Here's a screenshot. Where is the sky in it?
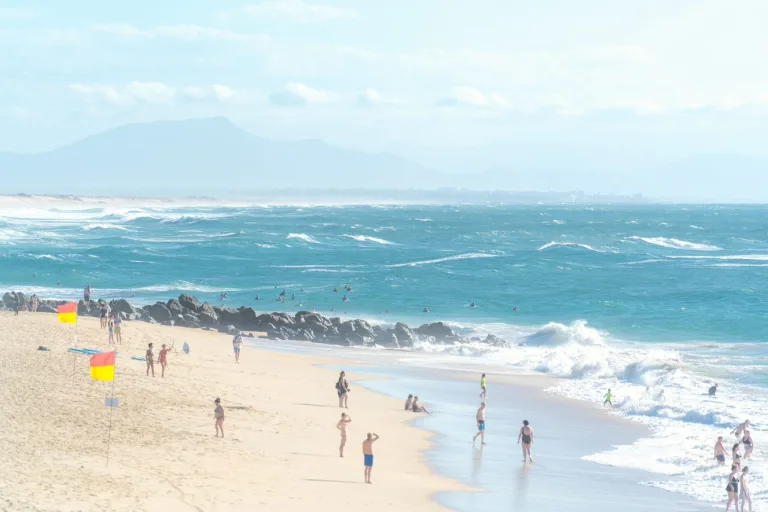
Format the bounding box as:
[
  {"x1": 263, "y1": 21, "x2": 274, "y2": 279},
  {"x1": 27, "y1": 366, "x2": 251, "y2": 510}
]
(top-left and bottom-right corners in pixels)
[{"x1": 2, "y1": 0, "x2": 768, "y2": 173}]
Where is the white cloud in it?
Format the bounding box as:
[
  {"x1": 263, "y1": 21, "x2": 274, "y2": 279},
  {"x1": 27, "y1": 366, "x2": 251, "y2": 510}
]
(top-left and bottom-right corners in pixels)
[
  {"x1": 92, "y1": 24, "x2": 270, "y2": 44},
  {"x1": 69, "y1": 82, "x2": 240, "y2": 106},
  {"x1": 437, "y1": 87, "x2": 508, "y2": 108},
  {"x1": 269, "y1": 82, "x2": 336, "y2": 106},
  {"x1": 244, "y1": 0, "x2": 358, "y2": 23}
]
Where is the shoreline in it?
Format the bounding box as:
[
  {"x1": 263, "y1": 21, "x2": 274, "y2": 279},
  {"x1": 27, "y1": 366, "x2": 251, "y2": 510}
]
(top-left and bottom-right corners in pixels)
[{"x1": 0, "y1": 312, "x2": 467, "y2": 511}]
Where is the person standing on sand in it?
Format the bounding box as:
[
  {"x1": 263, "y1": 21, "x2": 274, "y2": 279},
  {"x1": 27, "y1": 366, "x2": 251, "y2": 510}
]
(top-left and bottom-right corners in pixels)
[
  {"x1": 725, "y1": 464, "x2": 740, "y2": 512},
  {"x1": 518, "y1": 420, "x2": 534, "y2": 463},
  {"x1": 30, "y1": 295, "x2": 38, "y2": 313},
  {"x1": 108, "y1": 318, "x2": 115, "y2": 345},
  {"x1": 99, "y1": 303, "x2": 108, "y2": 328},
  {"x1": 337, "y1": 412, "x2": 352, "y2": 457},
  {"x1": 146, "y1": 343, "x2": 155, "y2": 377},
  {"x1": 362, "y1": 433, "x2": 379, "y2": 484},
  {"x1": 113, "y1": 312, "x2": 122, "y2": 344},
  {"x1": 232, "y1": 332, "x2": 243, "y2": 363},
  {"x1": 214, "y1": 398, "x2": 225, "y2": 438},
  {"x1": 715, "y1": 436, "x2": 727, "y2": 465},
  {"x1": 84, "y1": 285, "x2": 91, "y2": 302},
  {"x1": 336, "y1": 371, "x2": 350, "y2": 408},
  {"x1": 740, "y1": 466, "x2": 752, "y2": 512},
  {"x1": 603, "y1": 388, "x2": 614, "y2": 408},
  {"x1": 159, "y1": 344, "x2": 171, "y2": 378},
  {"x1": 473, "y1": 403, "x2": 487, "y2": 444},
  {"x1": 480, "y1": 373, "x2": 487, "y2": 399}
]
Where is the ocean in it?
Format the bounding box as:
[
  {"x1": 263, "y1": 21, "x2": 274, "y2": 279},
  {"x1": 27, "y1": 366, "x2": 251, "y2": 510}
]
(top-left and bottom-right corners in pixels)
[{"x1": 1, "y1": 198, "x2": 766, "y2": 507}]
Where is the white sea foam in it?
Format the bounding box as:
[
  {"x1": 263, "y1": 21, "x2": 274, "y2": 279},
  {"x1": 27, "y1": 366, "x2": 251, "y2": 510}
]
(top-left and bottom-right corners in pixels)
[
  {"x1": 629, "y1": 236, "x2": 722, "y2": 251},
  {"x1": 255, "y1": 243, "x2": 277, "y2": 249},
  {"x1": 286, "y1": 233, "x2": 321, "y2": 244},
  {"x1": 342, "y1": 234, "x2": 396, "y2": 245},
  {"x1": 669, "y1": 254, "x2": 768, "y2": 261},
  {"x1": 690, "y1": 225, "x2": 705, "y2": 230},
  {"x1": 386, "y1": 252, "x2": 501, "y2": 268},
  {"x1": 537, "y1": 241, "x2": 603, "y2": 252},
  {"x1": 82, "y1": 224, "x2": 132, "y2": 231}
]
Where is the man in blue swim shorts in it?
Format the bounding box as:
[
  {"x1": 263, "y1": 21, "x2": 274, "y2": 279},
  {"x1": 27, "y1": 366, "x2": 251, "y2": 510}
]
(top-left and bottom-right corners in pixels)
[{"x1": 362, "y1": 432, "x2": 380, "y2": 484}]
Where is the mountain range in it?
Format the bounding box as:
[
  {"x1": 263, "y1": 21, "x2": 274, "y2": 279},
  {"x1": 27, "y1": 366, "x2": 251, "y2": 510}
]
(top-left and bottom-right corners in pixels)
[{"x1": 1, "y1": 117, "x2": 766, "y2": 200}]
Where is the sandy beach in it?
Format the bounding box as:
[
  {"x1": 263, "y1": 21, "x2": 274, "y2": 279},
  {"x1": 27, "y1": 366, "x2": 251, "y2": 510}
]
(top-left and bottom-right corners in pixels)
[{"x1": 0, "y1": 312, "x2": 466, "y2": 511}]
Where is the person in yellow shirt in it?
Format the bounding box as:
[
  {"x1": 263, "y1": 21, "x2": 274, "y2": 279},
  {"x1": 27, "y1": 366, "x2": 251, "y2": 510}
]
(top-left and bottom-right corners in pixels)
[{"x1": 480, "y1": 373, "x2": 487, "y2": 398}]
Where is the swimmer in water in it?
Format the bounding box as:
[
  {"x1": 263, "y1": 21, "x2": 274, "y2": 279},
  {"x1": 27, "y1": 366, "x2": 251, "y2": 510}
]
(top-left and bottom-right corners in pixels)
[
  {"x1": 709, "y1": 383, "x2": 718, "y2": 396},
  {"x1": 342, "y1": 295, "x2": 349, "y2": 302},
  {"x1": 742, "y1": 431, "x2": 754, "y2": 459},
  {"x1": 470, "y1": 302, "x2": 476, "y2": 308},
  {"x1": 255, "y1": 295, "x2": 260, "y2": 300},
  {"x1": 513, "y1": 306, "x2": 519, "y2": 311},
  {"x1": 423, "y1": 308, "x2": 429, "y2": 313},
  {"x1": 733, "y1": 420, "x2": 751, "y2": 439},
  {"x1": 291, "y1": 293, "x2": 295, "y2": 300}
]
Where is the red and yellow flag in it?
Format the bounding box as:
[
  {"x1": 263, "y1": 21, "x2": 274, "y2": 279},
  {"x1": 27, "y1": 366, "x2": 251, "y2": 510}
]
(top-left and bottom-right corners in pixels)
[
  {"x1": 57, "y1": 302, "x2": 77, "y2": 324},
  {"x1": 90, "y1": 351, "x2": 116, "y2": 381}
]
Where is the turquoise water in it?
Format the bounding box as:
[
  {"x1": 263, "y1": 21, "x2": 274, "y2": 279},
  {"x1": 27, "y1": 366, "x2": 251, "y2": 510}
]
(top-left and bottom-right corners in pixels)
[{"x1": 2, "y1": 200, "x2": 768, "y2": 505}]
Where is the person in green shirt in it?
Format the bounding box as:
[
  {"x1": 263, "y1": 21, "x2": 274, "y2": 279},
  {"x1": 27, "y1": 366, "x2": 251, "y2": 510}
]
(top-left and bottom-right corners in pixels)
[
  {"x1": 480, "y1": 373, "x2": 487, "y2": 399},
  {"x1": 603, "y1": 389, "x2": 614, "y2": 408}
]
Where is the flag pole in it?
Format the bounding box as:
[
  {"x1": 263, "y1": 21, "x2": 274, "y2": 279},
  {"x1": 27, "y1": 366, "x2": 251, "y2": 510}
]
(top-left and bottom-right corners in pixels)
[
  {"x1": 72, "y1": 318, "x2": 78, "y2": 384},
  {"x1": 105, "y1": 351, "x2": 116, "y2": 468}
]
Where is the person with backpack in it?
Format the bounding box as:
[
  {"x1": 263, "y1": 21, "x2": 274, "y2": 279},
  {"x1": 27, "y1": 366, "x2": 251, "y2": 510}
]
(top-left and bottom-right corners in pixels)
[{"x1": 336, "y1": 371, "x2": 350, "y2": 408}]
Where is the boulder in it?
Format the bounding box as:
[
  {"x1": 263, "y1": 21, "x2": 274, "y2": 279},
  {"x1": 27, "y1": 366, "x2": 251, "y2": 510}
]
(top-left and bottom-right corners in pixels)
[
  {"x1": 146, "y1": 302, "x2": 172, "y2": 323},
  {"x1": 37, "y1": 302, "x2": 57, "y2": 314},
  {"x1": 198, "y1": 303, "x2": 219, "y2": 325},
  {"x1": 415, "y1": 322, "x2": 456, "y2": 341},
  {"x1": 166, "y1": 299, "x2": 184, "y2": 316},
  {"x1": 178, "y1": 294, "x2": 201, "y2": 312},
  {"x1": 296, "y1": 328, "x2": 316, "y2": 341},
  {"x1": 110, "y1": 299, "x2": 136, "y2": 316},
  {"x1": 393, "y1": 323, "x2": 416, "y2": 346},
  {"x1": 175, "y1": 318, "x2": 200, "y2": 329},
  {"x1": 214, "y1": 307, "x2": 242, "y2": 326}
]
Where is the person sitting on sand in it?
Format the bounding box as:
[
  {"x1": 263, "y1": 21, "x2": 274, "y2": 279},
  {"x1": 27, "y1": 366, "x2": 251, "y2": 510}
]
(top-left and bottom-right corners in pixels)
[
  {"x1": 473, "y1": 403, "x2": 487, "y2": 444},
  {"x1": 159, "y1": 344, "x2": 171, "y2": 378},
  {"x1": 337, "y1": 412, "x2": 352, "y2": 457},
  {"x1": 182, "y1": 342, "x2": 190, "y2": 355},
  {"x1": 336, "y1": 371, "x2": 350, "y2": 408},
  {"x1": 146, "y1": 343, "x2": 155, "y2": 377},
  {"x1": 518, "y1": 420, "x2": 535, "y2": 463},
  {"x1": 362, "y1": 433, "x2": 379, "y2": 484},
  {"x1": 404, "y1": 394, "x2": 414, "y2": 411},
  {"x1": 411, "y1": 396, "x2": 430, "y2": 414},
  {"x1": 715, "y1": 436, "x2": 727, "y2": 465},
  {"x1": 214, "y1": 398, "x2": 225, "y2": 438}
]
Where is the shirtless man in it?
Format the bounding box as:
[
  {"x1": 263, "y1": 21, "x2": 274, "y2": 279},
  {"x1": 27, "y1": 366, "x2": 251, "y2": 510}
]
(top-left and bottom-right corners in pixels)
[
  {"x1": 518, "y1": 420, "x2": 534, "y2": 463},
  {"x1": 337, "y1": 413, "x2": 352, "y2": 457},
  {"x1": 473, "y1": 403, "x2": 487, "y2": 444},
  {"x1": 362, "y1": 433, "x2": 380, "y2": 484},
  {"x1": 715, "y1": 436, "x2": 727, "y2": 465},
  {"x1": 232, "y1": 333, "x2": 243, "y2": 363},
  {"x1": 733, "y1": 420, "x2": 751, "y2": 439}
]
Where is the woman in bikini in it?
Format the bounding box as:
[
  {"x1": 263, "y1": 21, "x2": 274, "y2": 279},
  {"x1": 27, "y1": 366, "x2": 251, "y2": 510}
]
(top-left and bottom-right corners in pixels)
[
  {"x1": 336, "y1": 371, "x2": 349, "y2": 408},
  {"x1": 740, "y1": 466, "x2": 751, "y2": 512},
  {"x1": 742, "y1": 431, "x2": 753, "y2": 459},
  {"x1": 214, "y1": 398, "x2": 225, "y2": 438},
  {"x1": 146, "y1": 343, "x2": 155, "y2": 377},
  {"x1": 725, "y1": 464, "x2": 740, "y2": 512},
  {"x1": 336, "y1": 412, "x2": 352, "y2": 457},
  {"x1": 732, "y1": 443, "x2": 742, "y2": 467},
  {"x1": 159, "y1": 344, "x2": 170, "y2": 378},
  {"x1": 517, "y1": 420, "x2": 534, "y2": 463}
]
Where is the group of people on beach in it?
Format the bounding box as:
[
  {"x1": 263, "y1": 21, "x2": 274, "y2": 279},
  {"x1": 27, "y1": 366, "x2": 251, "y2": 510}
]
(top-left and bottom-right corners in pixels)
[{"x1": 717, "y1": 419, "x2": 754, "y2": 512}]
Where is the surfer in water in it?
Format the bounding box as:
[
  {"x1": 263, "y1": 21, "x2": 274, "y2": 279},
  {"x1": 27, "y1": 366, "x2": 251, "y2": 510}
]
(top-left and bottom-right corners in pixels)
[
  {"x1": 709, "y1": 383, "x2": 718, "y2": 396},
  {"x1": 470, "y1": 302, "x2": 476, "y2": 308},
  {"x1": 423, "y1": 308, "x2": 429, "y2": 313}
]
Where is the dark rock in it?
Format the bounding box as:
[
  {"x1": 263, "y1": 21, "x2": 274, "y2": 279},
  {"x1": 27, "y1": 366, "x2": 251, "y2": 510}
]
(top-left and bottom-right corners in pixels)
[
  {"x1": 110, "y1": 299, "x2": 136, "y2": 316},
  {"x1": 182, "y1": 313, "x2": 199, "y2": 323},
  {"x1": 146, "y1": 302, "x2": 172, "y2": 323},
  {"x1": 215, "y1": 307, "x2": 241, "y2": 326},
  {"x1": 175, "y1": 319, "x2": 200, "y2": 329},
  {"x1": 393, "y1": 323, "x2": 416, "y2": 346},
  {"x1": 178, "y1": 294, "x2": 201, "y2": 312},
  {"x1": 237, "y1": 307, "x2": 260, "y2": 329},
  {"x1": 415, "y1": 321, "x2": 456, "y2": 341},
  {"x1": 166, "y1": 299, "x2": 184, "y2": 316},
  {"x1": 198, "y1": 303, "x2": 219, "y2": 325},
  {"x1": 296, "y1": 328, "x2": 315, "y2": 341},
  {"x1": 294, "y1": 311, "x2": 313, "y2": 322},
  {"x1": 247, "y1": 333, "x2": 254, "y2": 338},
  {"x1": 37, "y1": 303, "x2": 57, "y2": 314},
  {"x1": 483, "y1": 334, "x2": 509, "y2": 347}
]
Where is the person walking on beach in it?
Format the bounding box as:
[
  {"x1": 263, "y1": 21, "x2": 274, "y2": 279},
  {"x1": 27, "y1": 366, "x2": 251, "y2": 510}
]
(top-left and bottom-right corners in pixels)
[
  {"x1": 146, "y1": 343, "x2": 155, "y2": 377},
  {"x1": 362, "y1": 433, "x2": 379, "y2": 484},
  {"x1": 715, "y1": 436, "x2": 727, "y2": 465},
  {"x1": 518, "y1": 420, "x2": 534, "y2": 463},
  {"x1": 337, "y1": 412, "x2": 352, "y2": 457},
  {"x1": 159, "y1": 344, "x2": 171, "y2": 378},
  {"x1": 113, "y1": 312, "x2": 122, "y2": 344},
  {"x1": 214, "y1": 398, "x2": 225, "y2": 438},
  {"x1": 725, "y1": 464, "x2": 740, "y2": 512},
  {"x1": 336, "y1": 371, "x2": 350, "y2": 408},
  {"x1": 473, "y1": 403, "x2": 487, "y2": 445},
  {"x1": 742, "y1": 431, "x2": 753, "y2": 459},
  {"x1": 108, "y1": 318, "x2": 115, "y2": 345},
  {"x1": 603, "y1": 388, "x2": 614, "y2": 408},
  {"x1": 30, "y1": 294, "x2": 38, "y2": 313},
  {"x1": 740, "y1": 466, "x2": 752, "y2": 512},
  {"x1": 232, "y1": 332, "x2": 243, "y2": 363},
  {"x1": 480, "y1": 373, "x2": 487, "y2": 399}
]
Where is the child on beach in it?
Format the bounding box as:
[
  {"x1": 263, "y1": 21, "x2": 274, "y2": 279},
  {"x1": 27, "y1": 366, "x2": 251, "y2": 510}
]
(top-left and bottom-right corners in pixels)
[
  {"x1": 603, "y1": 389, "x2": 614, "y2": 408},
  {"x1": 108, "y1": 318, "x2": 114, "y2": 344},
  {"x1": 214, "y1": 398, "x2": 225, "y2": 438},
  {"x1": 480, "y1": 373, "x2": 487, "y2": 398}
]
